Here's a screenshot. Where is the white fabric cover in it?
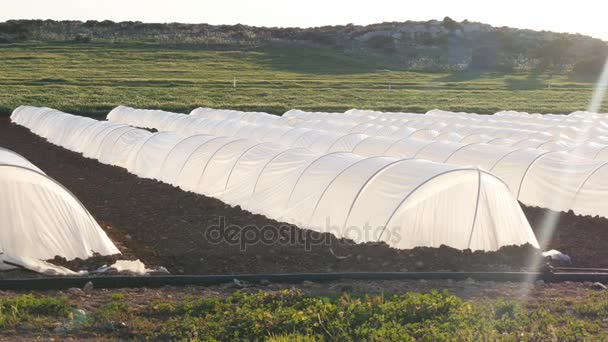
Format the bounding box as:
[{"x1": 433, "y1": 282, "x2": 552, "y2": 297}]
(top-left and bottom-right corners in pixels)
[
  {"x1": 0, "y1": 144, "x2": 119, "y2": 271},
  {"x1": 2, "y1": 255, "x2": 81, "y2": 276},
  {"x1": 13, "y1": 106, "x2": 539, "y2": 251},
  {"x1": 106, "y1": 106, "x2": 608, "y2": 218}
]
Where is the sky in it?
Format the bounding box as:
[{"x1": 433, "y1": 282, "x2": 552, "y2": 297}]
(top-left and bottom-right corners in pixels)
[{"x1": 1, "y1": 0, "x2": 607, "y2": 40}]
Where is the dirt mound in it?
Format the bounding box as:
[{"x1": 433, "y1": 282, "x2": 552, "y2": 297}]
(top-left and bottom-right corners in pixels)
[
  {"x1": 47, "y1": 254, "x2": 125, "y2": 273},
  {"x1": 522, "y1": 206, "x2": 607, "y2": 268}
]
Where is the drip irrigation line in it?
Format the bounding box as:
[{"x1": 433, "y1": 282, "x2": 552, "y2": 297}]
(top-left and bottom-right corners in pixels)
[{"x1": 1, "y1": 271, "x2": 608, "y2": 291}]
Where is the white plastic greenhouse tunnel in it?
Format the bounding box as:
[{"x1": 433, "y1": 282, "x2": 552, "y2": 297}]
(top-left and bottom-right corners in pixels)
[
  {"x1": 0, "y1": 145, "x2": 120, "y2": 274},
  {"x1": 106, "y1": 106, "x2": 608, "y2": 218},
  {"x1": 12, "y1": 106, "x2": 539, "y2": 251}
]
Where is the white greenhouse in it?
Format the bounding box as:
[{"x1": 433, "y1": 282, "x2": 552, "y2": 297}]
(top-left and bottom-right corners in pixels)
[
  {"x1": 106, "y1": 106, "x2": 608, "y2": 218},
  {"x1": 13, "y1": 106, "x2": 539, "y2": 251},
  {"x1": 0, "y1": 145, "x2": 120, "y2": 271}
]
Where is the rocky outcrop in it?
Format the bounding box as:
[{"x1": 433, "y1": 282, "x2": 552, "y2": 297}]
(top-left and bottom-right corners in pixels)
[{"x1": 1, "y1": 17, "x2": 606, "y2": 73}]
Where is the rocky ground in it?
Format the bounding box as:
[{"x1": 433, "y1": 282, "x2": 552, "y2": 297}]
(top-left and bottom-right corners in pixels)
[{"x1": 0, "y1": 278, "x2": 597, "y2": 307}]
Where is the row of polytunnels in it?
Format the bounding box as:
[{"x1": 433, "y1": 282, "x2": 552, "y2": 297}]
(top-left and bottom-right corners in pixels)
[
  {"x1": 12, "y1": 106, "x2": 540, "y2": 251},
  {"x1": 105, "y1": 106, "x2": 608, "y2": 218}
]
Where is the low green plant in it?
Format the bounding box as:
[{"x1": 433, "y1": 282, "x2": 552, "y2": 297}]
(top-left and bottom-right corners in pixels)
[
  {"x1": 0, "y1": 294, "x2": 71, "y2": 329},
  {"x1": 0, "y1": 288, "x2": 606, "y2": 340},
  {"x1": 0, "y1": 42, "x2": 604, "y2": 118}
]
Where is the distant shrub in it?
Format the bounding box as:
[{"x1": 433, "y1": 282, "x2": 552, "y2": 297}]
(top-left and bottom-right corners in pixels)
[
  {"x1": 39, "y1": 78, "x2": 68, "y2": 83},
  {"x1": 0, "y1": 21, "x2": 29, "y2": 34},
  {"x1": 470, "y1": 45, "x2": 499, "y2": 70},
  {"x1": 366, "y1": 35, "x2": 396, "y2": 53},
  {"x1": 301, "y1": 31, "x2": 337, "y2": 46},
  {"x1": 442, "y1": 16, "x2": 461, "y2": 31},
  {"x1": 535, "y1": 38, "x2": 574, "y2": 71},
  {"x1": 572, "y1": 55, "x2": 607, "y2": 78},
  {"x1": 73, "y1": 34, "x2": 91, "y2": 43},
  {"x1": 99, "y1": 20, "x2": 116, "y2": 28}
]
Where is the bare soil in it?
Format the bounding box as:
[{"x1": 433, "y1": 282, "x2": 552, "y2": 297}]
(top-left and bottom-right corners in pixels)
[{"x1": 0, "y1": 279, "x2": 594, "y2": 305}]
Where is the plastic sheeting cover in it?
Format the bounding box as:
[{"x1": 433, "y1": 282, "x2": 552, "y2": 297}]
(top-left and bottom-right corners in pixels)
[
  {"x1": 0, "y1": 145, "x2": 120, "y2": 271},
  {"x1": 14, "y1": 106, "x2": 540, "y2": 251}
]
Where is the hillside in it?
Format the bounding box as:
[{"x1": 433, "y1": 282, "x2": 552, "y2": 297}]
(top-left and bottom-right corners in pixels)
[{"x1": 1, "y1": 18, "x2": 607, "y2": 74}]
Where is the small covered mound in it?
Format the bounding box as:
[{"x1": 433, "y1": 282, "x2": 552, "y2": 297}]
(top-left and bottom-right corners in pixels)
[{"x1": 0, "y1": 147, "x2": 120, "y2": 271}]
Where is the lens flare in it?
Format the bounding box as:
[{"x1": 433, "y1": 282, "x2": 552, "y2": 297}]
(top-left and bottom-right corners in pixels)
[
  {"x1": 538, "y1": 58, "x2": 608, "y2": 248},
  {"x1": 523, "y1": 57, "x2": 608, "y2": 290},
  {"x1": 589, "y1": 59, "x2": 608, "y2": 113}
]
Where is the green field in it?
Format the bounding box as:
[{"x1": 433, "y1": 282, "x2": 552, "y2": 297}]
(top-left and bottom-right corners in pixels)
[
  {"x1": 0, "y1": 42, "x2": 605, "y2": 117},
  {"x1": 1, "y1": 289, "x2": 606, "y2": 340}
]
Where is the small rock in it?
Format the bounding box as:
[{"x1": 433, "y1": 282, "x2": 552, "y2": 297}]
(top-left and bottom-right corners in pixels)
[
  {"x1": 73, "y1": 308, "x2": 87, "y2": 316},
  {"x1": 535, "y1": 280, "x2": 545, "y2": 286},
  {"x1": 340, "y1": 285, "x2": 354, "y2": 293},
  {"x1": 542, "y1": 250, "x2": 571, "y2": 264},
  {"x1": 355, "y1": 254, "x2": 363, "y2": 262},
  {"x1": 148, "y1": 266, "x2": 170, "y2": 275},
  {"x1": 116, "y1": 321, "x2": 128, "y2": 330},
  {"x1": 83, "y1": 281, "x2": 94, "y2": 293},
  {"x1": 53, "y1": 326, "x2": 68, "y2": 334},
  {"x1": 259, "y1": 279, "x2": 270, "y2": 286},
  {"x1": 591, "y1": 282, "x2": 607, "y2": 290},
  {"x1": 71, "y1": 309, "x2": 88, "y2": 326},
  {"x1": 464, "y1": 277, "x2": 475, "y2": 285},
  {"x1": 67, "y1": 287, "x2": 84, "y2": 296},
  {"x1": 301, "y1": 280, "x2": 315, "y2": 287},
  {"x1": 328, "y1": 283, "x2": 339, "y2": 290},
  {"x1": 399, "y1": 268, "x2": 408, "y2": 272},
  {"x1": 230, "y1": 278, "x2": 252, "y2": 288},
  {"x1": 125, "y1": 234, "x2": 132, "y2": 240},
  {"x1": 414, "y1": 261, "x2": 424, "y2": 269}
]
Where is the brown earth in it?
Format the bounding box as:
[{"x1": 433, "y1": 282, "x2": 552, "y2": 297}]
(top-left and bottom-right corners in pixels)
[
  {"x1": 0, "y1": 118, "x2": 605, "y2": 274},
  {"x1": 0, "y1": 279, "x2": 595, "y2": 306},
  {"x1": 524, "y1": 206, "x2": 608, "y2": 268}
]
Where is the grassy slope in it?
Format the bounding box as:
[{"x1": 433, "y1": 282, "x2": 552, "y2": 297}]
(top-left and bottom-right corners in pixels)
[
  {"x1": 1, "y1": 289, "x2": 606, "y2": 340},
  {"x1": 0, "y1": 42, "x2": 604, "y2": 117}
]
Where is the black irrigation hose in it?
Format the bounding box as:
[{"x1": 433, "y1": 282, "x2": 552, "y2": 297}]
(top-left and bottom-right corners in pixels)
[
  {"x1": 1, "y1": 271, "x2": 608, "y2": 291},
  {"x1": 554, "y1": 267, "x2": 608, "y2": 272}
]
